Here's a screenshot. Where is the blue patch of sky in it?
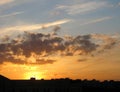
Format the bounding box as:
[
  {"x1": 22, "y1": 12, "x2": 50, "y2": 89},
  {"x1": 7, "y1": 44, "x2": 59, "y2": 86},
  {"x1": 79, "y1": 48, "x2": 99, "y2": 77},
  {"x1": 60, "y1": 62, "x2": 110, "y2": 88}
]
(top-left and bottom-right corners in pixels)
[
  {"x1": 58, "y1": 0, "x2": 120, "y2": 35},
  {"x1": 0, "y1": 0, "x2": 120, "y2": 35}
]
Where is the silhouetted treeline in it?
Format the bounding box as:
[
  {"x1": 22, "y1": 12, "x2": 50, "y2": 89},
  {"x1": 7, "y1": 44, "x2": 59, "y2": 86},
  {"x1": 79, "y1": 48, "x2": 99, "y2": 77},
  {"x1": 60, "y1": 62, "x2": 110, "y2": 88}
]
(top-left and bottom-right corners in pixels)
[{"x1": 0, "y1": 75, "x2": 120, "y2": 92}]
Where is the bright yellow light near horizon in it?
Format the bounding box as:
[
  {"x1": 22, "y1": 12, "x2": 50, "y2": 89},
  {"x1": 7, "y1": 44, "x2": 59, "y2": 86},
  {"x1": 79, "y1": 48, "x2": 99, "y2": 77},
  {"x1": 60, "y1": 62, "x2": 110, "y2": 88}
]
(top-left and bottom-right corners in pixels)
[{"x1": 24, "y1": 71, "x2": 44, "y2": 80}]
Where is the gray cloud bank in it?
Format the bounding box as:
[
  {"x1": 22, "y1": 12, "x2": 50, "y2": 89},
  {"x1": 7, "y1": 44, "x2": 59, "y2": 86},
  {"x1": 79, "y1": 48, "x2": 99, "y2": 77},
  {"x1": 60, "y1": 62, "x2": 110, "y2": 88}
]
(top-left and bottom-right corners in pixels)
[{"x1": 0, "y1": 28, "x2": 119, "y2": 65}]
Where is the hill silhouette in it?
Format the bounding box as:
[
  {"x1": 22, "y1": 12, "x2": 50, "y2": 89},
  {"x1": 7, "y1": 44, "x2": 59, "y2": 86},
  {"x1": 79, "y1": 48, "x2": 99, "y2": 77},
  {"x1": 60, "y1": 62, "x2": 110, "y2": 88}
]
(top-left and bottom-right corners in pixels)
[
  {"x1": 0, "y1": 75, "x2": 120, "y2": 92},
  {"x1": 0, "y1": 75, "x2": 9, "y2": 80}
]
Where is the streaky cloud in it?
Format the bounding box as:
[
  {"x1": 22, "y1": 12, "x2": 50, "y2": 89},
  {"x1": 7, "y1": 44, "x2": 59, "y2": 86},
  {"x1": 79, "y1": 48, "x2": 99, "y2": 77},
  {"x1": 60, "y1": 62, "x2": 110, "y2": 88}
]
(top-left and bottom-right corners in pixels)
[
  {"x1": 0, "y1": 11, "x2": 24, "y2": 18},
  {"x1": 56, "y1": 1, "x2": 109, "y2": 15},
  {"x1": 0, "y1": 0, "x2": 14, "y2": 5},
  {"x1": 0, "y1": 19, "x2": 71, "y2": 34},
  {"x1": 80, "y1": 17, "x2": 112, "y2": 26}
]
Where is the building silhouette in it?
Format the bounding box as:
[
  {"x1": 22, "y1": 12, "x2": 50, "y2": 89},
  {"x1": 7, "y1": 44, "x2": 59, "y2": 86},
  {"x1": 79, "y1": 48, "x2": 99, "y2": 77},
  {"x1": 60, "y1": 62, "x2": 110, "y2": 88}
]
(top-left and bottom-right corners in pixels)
[{"x1": 0, "y1": 75, "x2": 120, "y2": 92}]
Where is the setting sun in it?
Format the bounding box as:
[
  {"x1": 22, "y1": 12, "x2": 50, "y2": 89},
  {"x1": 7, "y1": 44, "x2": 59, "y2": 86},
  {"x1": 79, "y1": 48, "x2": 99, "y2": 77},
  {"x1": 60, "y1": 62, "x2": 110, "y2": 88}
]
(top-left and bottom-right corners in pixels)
[
  {"x1": 23, "y1": 65, "x2": 45, "y2": 80},
  {"x1": 24, "y1": 71, "x2": 43, "y2": 80}
]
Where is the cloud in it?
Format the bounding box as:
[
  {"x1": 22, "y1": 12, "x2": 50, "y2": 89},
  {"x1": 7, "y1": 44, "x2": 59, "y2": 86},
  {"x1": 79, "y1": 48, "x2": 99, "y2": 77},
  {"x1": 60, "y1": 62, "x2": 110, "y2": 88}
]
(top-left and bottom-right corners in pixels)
[
  {"x1": 78, "y1": 58, "x2": 87, "y2": 62},
  {"x1": 0, "y1": 19, "x2": 71, "y2": 35},
  {"x1": 0, "y1": 11, "x2": 24, "y2": 18},
  {"x1": 0, "y1": 0, "x2": 14, "y2": 5},
  {"x1": 0, "y1": 32, "x2": 95, "y2": 64},
  {"x1": 80, "y1": 17, "x2": 112, "y2": 26},
  {"x1": 35, "y1": 59, "x2": 56, "y2": 65},
  {"x1": 56, "y1": 1, "x2": 108, "y2": 15},
  {"x1": 118, "y1": 2, "x2": 120, "y2": 6},
  {"x1": 0, "y1": 29, "x2": 119, "y2": 65},
  {"x1": 91, "y1": 34, "x2": 119, "y2": 53},
  {"x1": 51, "y1": 26, "x2": 61, "y2": 35}
]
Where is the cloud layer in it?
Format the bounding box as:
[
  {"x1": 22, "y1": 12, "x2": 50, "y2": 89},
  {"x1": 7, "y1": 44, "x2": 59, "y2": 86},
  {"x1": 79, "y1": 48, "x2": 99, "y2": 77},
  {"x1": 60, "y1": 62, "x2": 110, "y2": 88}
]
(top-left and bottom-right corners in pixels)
[
  {"x1": 56, "y1": 1, "x2": 109, "y2": 15},
  {"x1": 0, "y1": 0, "x2": 14, "y2": 5},
  {"x1": 0, "y1": 28, "x2": 119, "y2": 65}
]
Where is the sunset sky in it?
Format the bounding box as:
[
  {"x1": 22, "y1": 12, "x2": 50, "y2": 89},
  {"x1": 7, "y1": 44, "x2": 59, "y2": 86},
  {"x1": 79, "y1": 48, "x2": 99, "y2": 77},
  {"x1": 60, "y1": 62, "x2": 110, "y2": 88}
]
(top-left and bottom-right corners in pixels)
[{"x1": 0, "y1": 0, "x2": 120, "y2": 81}]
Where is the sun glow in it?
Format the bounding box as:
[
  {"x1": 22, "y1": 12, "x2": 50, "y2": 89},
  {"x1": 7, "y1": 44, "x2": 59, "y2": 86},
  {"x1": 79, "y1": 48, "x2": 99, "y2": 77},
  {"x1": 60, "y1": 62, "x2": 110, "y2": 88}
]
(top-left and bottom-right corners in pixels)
[
  {"x1": 22, "y1": 65, "x2": 45, "y2": 80},
  {"x1": 24, "y1": 71, "x2": 44, "y2": 80}
]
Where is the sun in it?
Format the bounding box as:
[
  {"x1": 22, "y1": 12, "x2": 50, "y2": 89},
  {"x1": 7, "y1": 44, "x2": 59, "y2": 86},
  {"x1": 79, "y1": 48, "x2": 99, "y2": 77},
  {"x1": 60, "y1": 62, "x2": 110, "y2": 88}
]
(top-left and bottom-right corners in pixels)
[
  {"x1": 24, "y1": 71, "x2": 44, "y2": 80},
  {"x1": 22, "y1": 64, "x2": 45, "y2": 80}
]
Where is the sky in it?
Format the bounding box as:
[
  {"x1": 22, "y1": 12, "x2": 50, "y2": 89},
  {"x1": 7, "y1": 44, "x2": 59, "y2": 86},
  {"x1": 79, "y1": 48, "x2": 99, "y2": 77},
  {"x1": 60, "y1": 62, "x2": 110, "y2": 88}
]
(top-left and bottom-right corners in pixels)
[{"x1": 0, "y1": 0, "x2": 120, "y2": 81}]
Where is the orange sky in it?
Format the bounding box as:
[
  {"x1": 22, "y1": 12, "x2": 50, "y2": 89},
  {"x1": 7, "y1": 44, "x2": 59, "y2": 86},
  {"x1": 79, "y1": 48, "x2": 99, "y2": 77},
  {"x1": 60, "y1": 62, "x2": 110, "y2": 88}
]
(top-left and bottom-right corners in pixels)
[
  {"x1": 0, "y1": 0, "x2": 120, "y2": 81},
  {"x1": 0, "y1": 44, "x2": 120, "y2": 81}
]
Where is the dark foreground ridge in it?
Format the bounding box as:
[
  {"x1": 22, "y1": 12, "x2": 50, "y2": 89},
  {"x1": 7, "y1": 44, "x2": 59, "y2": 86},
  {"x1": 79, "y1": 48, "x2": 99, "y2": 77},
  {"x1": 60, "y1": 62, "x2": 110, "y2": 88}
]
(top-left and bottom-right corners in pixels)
[{"x1": 0, "y1": 75, "x2": 120, "y2": 92}]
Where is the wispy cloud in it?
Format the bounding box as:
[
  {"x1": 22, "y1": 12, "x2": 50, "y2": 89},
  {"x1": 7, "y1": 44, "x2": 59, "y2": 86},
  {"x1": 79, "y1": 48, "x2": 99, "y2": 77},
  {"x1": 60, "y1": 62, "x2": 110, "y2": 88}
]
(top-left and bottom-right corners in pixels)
[
  {"x1": 0, "y1": 19, "x2": 71, "y2": 34},
  {"x1": 0, "y1": 0, "x2": 14, "y2": 5},
  {"x1": 80, "y1": 17, "x2": 112, "y2": 26},
  {"x1": 56, "y1": 1, "x2": 108, "y2": 15},
  {"x1": 0, "y1": 11, "x2": 24, "y2": 18},
  {"x1": 118, "y1": 2, "x2": 120, "y2": 6}
]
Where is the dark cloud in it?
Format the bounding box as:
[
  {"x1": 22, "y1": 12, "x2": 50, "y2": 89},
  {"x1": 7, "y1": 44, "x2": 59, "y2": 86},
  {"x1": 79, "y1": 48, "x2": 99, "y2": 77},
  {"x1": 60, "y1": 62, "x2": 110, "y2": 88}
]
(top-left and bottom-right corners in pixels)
[
  {"x1": 36, "y1": 59, "x2": 56, "y2": 65},
  {"x1": 91, "y1": 34, "x2": 119, "y2": 54},
  {"x1": 0, "y1": 31, "x2": 119, "y2": 64},
  {"x1": 1, "y1": 35, "x2": 10, "y2": 42},
  {"x1": 73, "y1": 35, "x2": 99, "y2": 54},
  {"x1": 78, "y1": 58, "x2": 87, "y2": 62},
  {"x1": 52, "y1": 26, "x2": 61, "y2": 35}
]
